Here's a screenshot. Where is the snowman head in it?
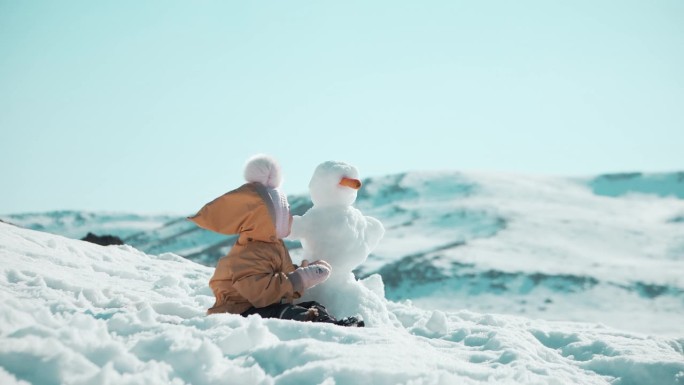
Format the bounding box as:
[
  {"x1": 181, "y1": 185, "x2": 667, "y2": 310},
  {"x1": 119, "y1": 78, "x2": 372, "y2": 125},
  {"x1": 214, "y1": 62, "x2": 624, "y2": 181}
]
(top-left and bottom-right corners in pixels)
[{"x1": 309, "y1": 161, "x2": 362, "y2": 207}]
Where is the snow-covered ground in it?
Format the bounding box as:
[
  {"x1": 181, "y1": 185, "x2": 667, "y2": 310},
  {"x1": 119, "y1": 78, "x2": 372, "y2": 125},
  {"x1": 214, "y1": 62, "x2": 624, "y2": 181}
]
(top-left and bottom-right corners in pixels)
[
  {"x1": 1, "y1": 222, "x2": 683, "y2": 385},
  {"x1": 3, "y1": 171, "x2": 684, "y2": 339}
]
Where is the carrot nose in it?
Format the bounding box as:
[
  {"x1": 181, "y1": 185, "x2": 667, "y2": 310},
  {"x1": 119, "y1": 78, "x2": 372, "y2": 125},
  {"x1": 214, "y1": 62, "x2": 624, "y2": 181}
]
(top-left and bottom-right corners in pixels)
[{"x1": 339, "y1": 177, "x2": 362, "y2": 190}]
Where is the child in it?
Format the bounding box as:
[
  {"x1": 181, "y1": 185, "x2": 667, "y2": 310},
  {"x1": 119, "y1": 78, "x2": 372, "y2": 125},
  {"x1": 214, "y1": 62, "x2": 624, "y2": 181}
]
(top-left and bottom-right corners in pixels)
[{"x1": 188, "y1": 154, "x2": 364, "y2": 327}]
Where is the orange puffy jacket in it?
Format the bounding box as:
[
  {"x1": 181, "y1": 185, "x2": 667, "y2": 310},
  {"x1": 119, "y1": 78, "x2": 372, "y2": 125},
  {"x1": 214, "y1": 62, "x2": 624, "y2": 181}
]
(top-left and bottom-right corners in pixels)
[{"x1": 188, "y1": 182, "x2": 297, "y2": 315}]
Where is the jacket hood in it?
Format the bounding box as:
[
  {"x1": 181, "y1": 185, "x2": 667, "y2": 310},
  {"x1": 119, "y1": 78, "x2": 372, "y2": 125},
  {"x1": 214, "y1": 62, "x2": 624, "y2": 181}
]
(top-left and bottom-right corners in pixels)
[{"x1": 188, "y1": 182, "x2": 278, "y2": 243}]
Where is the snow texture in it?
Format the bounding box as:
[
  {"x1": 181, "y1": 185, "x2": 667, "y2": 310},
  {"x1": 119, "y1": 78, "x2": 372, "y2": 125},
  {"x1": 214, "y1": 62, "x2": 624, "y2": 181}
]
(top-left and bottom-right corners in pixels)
[{"x1": 2, "y1": 221, "x2": 684, "y2": 384}]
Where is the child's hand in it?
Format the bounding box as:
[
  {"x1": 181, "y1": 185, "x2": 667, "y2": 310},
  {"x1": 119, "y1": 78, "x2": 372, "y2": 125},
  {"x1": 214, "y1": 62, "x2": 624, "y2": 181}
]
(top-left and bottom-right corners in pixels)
[
  {"x1": 288, "y1": 263, "x2": 331, "y2": 293},
  {"x1": 309, "y1": 260, "x2": 332, "y2": 271},
  {"x1": 300, "y1": 260, "x2": 331, "y2": 271}
]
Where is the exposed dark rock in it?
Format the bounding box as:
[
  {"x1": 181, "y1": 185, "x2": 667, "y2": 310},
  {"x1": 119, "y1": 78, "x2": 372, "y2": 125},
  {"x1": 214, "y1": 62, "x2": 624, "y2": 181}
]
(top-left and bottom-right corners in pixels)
[
  {"x1": 0, "y1": 218, "x2": 19, "y2": 227},
  {"x1": 528, "y1": 272, "x2": 599, "y2": 292},
  {"x1": 357, "y1": 173, "x2": 420, "y2": 205},
  {"x1": 669, "y1": 215, "x2": 684, "y2": 224},
  {"x1": 373, "y1": 242, "x2": 470, "y2": 290},
  {"x1": 596, "y1": 172, "x2": 642, "y2": 181},
  {"x1": 81, "y1": 232, "x2": 124, "y2": 246},
  {"x1": 633, "y1": 282, "x2": 670, "y2": 298},
  {"x1": 377, "y1": 254, "x2": 451, "y2": 289}
]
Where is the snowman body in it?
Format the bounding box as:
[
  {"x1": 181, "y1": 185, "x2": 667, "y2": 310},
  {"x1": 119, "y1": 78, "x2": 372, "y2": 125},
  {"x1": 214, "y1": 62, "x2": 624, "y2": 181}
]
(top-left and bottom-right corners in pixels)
[
  {"x1": 295, "y1": 205, "x2": 383, "y2": 280},
  {"x1": 289, "y1": 161, "x2": 396, "y2": 326}
]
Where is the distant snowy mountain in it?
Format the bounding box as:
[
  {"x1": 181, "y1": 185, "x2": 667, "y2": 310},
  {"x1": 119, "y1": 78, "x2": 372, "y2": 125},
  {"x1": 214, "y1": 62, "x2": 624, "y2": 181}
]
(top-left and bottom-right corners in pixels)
[
  {"x1": 588, "y1": 171, "x2": 684, "y2": 199},
  {"x1": 2, "y1": 222, "x2": 683, "y2": 385},
  {"x1": 3, "y1": 171, "x2": 683, "y2": 337},
  {"x1": 355, "y1": 171, "x2": 684, "y2": 337},
  {"x1": 4, "y1": 211, "x2": 177, "y2": 240}
]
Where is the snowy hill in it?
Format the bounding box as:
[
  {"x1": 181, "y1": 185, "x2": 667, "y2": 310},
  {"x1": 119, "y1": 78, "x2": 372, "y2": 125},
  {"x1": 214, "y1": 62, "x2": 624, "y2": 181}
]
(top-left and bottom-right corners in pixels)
[
  {"x1": 1, "y1": 222, "x2": 683, "y2": 385},
  {"x1": 3, "y1": 171, "x2": 684, "y2": 337},
  {"x1": 355, "y1": 171, "x2": 684, "y2": 337}
]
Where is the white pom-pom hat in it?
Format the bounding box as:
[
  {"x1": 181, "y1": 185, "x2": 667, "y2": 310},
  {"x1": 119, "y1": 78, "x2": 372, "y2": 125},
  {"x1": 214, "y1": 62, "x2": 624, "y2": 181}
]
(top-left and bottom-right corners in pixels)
[
  {"x1": 243, "y1": 154, "x2": 290, "y2": 238},
  {"x1": 243, "y1": 154, "x2": 282, "y2": 188}
]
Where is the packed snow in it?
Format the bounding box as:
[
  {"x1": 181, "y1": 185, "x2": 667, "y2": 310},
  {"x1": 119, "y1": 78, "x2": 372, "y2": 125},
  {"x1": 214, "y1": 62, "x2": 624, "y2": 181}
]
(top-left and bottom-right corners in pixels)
[
  {"x1": 289, "y1": 161, "x2": 389, "y2": 325},
  {"x1": 1, "y1": 222, "x2": 683, "y2": 385}
]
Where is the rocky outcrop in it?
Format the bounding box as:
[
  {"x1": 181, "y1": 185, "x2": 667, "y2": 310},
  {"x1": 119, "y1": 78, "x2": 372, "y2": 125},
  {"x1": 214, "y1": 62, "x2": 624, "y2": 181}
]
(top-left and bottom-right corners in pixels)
[{"x1": 81, "y1": 232, "x2": 124, "y2": 246}]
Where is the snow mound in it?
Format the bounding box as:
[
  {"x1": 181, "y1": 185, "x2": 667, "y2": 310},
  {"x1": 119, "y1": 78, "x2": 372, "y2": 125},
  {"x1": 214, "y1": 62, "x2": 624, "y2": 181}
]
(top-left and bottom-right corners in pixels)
[{"x1": 1, "y1": 222, "x2": 683, "y2": 385}]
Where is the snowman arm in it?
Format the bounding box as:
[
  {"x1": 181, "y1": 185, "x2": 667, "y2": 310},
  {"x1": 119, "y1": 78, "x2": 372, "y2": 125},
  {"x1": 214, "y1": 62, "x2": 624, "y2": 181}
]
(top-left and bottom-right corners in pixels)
[
  {"x1": 364, "y1": 216, "x2": 386, "y2": 251},
  {"x1": 287, "y1": 214, "x2": 306, "y2": 240}
]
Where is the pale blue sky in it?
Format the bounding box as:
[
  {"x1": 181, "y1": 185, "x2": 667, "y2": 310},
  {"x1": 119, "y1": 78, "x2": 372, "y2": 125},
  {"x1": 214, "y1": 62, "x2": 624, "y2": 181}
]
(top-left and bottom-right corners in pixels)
[{"x1": 1, "y1": 0, "x2": 682, "y2": 215}]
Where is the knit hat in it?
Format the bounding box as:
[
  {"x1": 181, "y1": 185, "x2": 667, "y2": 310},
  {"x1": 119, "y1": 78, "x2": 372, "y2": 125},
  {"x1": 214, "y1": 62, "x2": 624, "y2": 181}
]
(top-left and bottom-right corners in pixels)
[
  {"x1": 244, "y1": 154, "x2": 282, "y2": 188},
  {"x1": 267, "y1": 187, "x2": 291, "y2": 238},
  {"x1": 244, "y1": 154, "x2": 290, "y2": 238}
]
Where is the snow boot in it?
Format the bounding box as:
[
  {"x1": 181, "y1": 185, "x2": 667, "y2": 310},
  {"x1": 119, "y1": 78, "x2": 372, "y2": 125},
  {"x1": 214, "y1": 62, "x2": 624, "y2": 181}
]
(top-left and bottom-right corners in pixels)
[{"x1": 334, "y1": 316, "x2": 365, "y2": 327}]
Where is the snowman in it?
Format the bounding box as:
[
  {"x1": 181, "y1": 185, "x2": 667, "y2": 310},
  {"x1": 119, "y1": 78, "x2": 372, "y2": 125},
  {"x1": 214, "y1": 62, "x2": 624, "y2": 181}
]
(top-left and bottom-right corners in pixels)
[{"x1": 289, "y1": 161, "x2": 396, "y2": 326}]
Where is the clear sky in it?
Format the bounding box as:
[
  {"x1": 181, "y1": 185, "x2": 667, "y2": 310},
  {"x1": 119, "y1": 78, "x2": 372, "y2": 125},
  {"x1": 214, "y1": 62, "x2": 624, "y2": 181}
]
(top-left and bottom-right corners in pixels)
[{"x1": 1, "y1": 0, "x2": 682, "y2": 215}]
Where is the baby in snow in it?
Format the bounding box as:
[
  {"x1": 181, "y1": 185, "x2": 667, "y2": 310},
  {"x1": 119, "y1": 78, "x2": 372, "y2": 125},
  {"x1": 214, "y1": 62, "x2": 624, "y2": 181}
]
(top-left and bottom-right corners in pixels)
[{"x1": 188, "y1": 154, "x2": 363, "y2": 327}]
